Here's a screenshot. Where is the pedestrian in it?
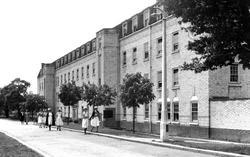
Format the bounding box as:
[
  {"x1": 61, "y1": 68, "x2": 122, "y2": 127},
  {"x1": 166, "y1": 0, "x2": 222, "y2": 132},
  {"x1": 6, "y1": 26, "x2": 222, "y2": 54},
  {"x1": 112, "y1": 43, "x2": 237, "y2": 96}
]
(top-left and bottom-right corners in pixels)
[
  {"x1": 81, "y1": 107, "x2": 89, "y2": 134},
  {"x1": 37, "y1": 109, "x2": 43, "y2": 128},
  {"x1": 55, "y1": 109, "x2": 63, "y2": 131},
  {"x1": 89, "y1": 106, "x2": 100, "y2": 132},
  {"x1": 20, "y1": 111, "x2": 24, "y2": 125},
  {"x1": 24, "y1": 110, "x2": 29, "y2": 125},
  {"x1": 46, "y1": 108, "x2": 53, "y2": 131},
  {"x1": 42, "y1": 109, "x2": 47, "y2": 128}
]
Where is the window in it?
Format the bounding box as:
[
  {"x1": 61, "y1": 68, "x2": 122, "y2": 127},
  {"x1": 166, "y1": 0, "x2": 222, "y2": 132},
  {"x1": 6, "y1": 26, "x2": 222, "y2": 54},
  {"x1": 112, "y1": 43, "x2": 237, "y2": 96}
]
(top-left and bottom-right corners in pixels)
[
  {"x1": 144, "y1": 42, "x2": 149, "y2": 60},
  {"x1": 122, "y1": 23, "x2": 127, "y2": 36},
  {"x1": 122, "y1": 51, "x2": 126, "y2": 66},
  {"x1": 132, "y1": 47, "x2": 137, "y2": 64},
  {"x1": 87, "y1": 43, "x2": 91, "y2": 53},
  {"x1": 87, "y1": 65, "x2": 89, "y2": 78},
  {"x1": 98, "y1": 37, "x2": 102, "y2": 49},
  {"x1": 173, "y1": 68, "x2": 179, "y2": 86},
  {"x1": 157, "y1": 37, "x2": 162, "y2": 56},
  {"x1": 60, "y1": 75, "x2": 63, "y2": 85},
  {"x1": 92, "y1": 40, "x2": 96, "y2": 51},
  {"x1": 76, "y1": 69, "x2": 79, "y2": 81},
  {"x1": 123, "y1": 106, "x2": 126, "y2": 119},
  {"x1": 64, "y1": 107, "x2": 67, "y2": 117},
  {"x1": 72, "y1": 70, "x2": 74, "y2": 81},
  {"x1": 132, "y1": 16, "x2": 138, "y2": 32},
  {"x1": 191, "y1": 102, "x2": 198, "y2": 122},
  {"x1": 167, "y1": 102, "x2": 171, "y2": 120},
  {"x1": 64, "y1": 74, "x2": 66, "y2": 83},
  {"x1": 230, "y1": 64, "x2": 238, "y2": 82},
  {"x1": 68, "y1": 72, "x2": 70, "y2": 82},
  {"x1": 145, "y1": 103, "x2": 149, "y2": 119},
  {"x1": 173, "y1": 102, "x2": 179, "y2": 121},
  {"x1": 143, "y1": 10, "x2": 149, "y2": 27},
  {"x1": 158, "y1": 103, "x2": 162, "y2": 121},
  {"x1": 81, "y1": 67, "x2": 84, "y2": 79},
  {"x1": 157, "y1": 71, "x2": 162, "y2": 89},
  {"x1": 172, "y1": 31, "x2": 179, "y2": 52},
  {"x1": 92, "y1": 63, "x2": 95, "y2": 76}
]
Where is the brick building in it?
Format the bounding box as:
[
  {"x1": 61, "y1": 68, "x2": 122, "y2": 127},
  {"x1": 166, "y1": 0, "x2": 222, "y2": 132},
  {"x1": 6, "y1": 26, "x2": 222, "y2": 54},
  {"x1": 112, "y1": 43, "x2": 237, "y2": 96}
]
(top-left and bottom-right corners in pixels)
[{"x1": 37, "y1": 1, "x2": 250, "y2": 141}]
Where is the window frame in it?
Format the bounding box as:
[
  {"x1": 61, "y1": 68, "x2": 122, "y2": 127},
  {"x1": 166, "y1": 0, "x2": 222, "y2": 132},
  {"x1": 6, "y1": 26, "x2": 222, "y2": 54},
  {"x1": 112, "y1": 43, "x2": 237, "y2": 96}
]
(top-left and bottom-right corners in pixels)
[
  {"x1": 191, "y1": 102, "x2": 198, "y2": 122},
  {"x1": 172, "y1": 68, "x2": 179, "y2": 87},
  {"x1": 172, "y1": 31, "x2": 179, "y2": 53},
  {"x1": 230, "y1": 64, "x2": 239, "y2": 83},
  {"x1": 173, "y1": 101, "x2": 179, "y2": 122}
]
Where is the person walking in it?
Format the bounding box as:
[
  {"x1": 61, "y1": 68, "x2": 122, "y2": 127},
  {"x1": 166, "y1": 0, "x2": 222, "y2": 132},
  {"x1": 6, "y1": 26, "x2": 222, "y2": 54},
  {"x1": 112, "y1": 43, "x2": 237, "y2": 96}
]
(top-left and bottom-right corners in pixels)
[
  {"x1": 24, "y1": 110, "x2": 29, "y2": 125},
  {"x1": 47, "y1": 108, "x2": 53, "y2": 131},
  {"x1": 89, "y1": 106, "x2": 100, "y2": 132},
  {"x1": 42, "y1": 109, "x2": 47, "y2": 128},
  {"x1": 20, "y1": 111, "x2": 24, "y2": 125},
  {"x1": 81, "y1": 107, "x2": 89, "y2": 134},
  {"x1": 37, "y1": 110, "x2": 43, "y2": 128},
  {"x1": 55, "y1": 109, "x2": 63, "y2": 131}
]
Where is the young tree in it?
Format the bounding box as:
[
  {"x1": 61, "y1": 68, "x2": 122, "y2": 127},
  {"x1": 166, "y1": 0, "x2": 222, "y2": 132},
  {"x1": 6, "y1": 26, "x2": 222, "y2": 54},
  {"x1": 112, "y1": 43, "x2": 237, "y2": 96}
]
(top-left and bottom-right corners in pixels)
[
  {"x1": 160, "y1": 0, "x2": 250, "y2": 72},
  {"x1": 81, "y1": 83, "x2": 117, "y2": 107},
  {"x1": 120, "y1": 73, "x2": 155, "y2": 133},
  {"x1": 25, "y1": 94, "x2": 48, "y2": 119},
  {"x1": 58, "y1": 82, "x2": 81, "y2": 124}
]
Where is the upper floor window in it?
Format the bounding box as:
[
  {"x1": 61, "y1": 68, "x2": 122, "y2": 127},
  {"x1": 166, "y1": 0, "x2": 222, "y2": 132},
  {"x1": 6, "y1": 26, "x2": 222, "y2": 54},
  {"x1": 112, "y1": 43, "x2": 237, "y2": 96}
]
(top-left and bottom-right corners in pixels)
[
  {"x1": 81, "y1": 67, "x2": 84, "y2": 79},
  {"x1": 61, "y1": 75, "x2": 63, "y2": 85},
  {"x1": 92, "y1": 63, "x2": 95, "y2": 76},
  {"x1": 144, "y1": 42, "x2": 149, "y2": 60},
  {"x1": 92, "y1": 40, "x2": 96, "y2": 51},
  {"x1": 143, "y1": 10, "x2": 149, "y2": 27},
  {"x1": 87, "y1": 43, "x2": 91, "y2": 53},
  {"x1": 172, "y1": 31, "x2": 179, "y2": 53},
  {"x1": 76, "y1": 69, "x2": 79, "y2": 81},
  {"x1": 68, "y1": 72, "x2": 70, "y2": 82},
  {"x1": 122, "y1": 51, "x2": 127, "y2": 66},
  {"x1": 81, "y1": 45, "x2": 86, "y2": 56},
  {"x1": 157, "y1": 37, "x2": 162, "y2": 56},
  {"x1": 72, "y1": 70, "x2": 74, "y2": 81},
  {"x1": 173, "y1": 68, "x2": 179, "y2": 87},
  {"x1": 230, "y1": 64, "x2": 238, "y2": 82},
  {"x1": 122, "y1": 23, "x2": 127, "y2": 37},
  {"x1": 98, "y1": 37, "x2": 102, "y2": 49},
  {"x1": 167, "y1": 102, "x2": 171, "y2": 120},
  {"x1": 72, "y1": 51, "x2": 75, "y2": 60},
  {"x1": 64, "y1": 73, "x2": 67, "y2": 83},
  {"x1": 157, "y1": 71, "x2": 162, "y2": 89},
  {"x1": 87, "y1": 65, "x2": 90, "y2": 78},
  {"x1": 132, "y1": 47, "x2": 137, "y2": 64}
]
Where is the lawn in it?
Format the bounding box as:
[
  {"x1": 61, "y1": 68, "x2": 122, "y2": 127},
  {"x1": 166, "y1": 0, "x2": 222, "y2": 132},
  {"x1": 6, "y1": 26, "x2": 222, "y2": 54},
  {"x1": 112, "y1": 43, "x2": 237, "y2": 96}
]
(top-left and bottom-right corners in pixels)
[{"x1": 0, "y1": 132, "x2": 43, "y2": 157}]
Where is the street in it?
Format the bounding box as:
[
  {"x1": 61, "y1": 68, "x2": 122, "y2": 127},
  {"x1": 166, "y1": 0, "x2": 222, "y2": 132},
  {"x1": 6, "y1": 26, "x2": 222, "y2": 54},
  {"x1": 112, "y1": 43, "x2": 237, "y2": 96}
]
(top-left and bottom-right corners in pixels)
[{"x1": 0, "y1": 119, "x2": 216, "y2": 157}]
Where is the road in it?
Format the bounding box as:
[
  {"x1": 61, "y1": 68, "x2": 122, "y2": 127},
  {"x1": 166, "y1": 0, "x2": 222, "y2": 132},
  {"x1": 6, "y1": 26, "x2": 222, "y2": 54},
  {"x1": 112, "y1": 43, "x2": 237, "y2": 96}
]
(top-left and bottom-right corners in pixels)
[{"x1": 0, "y1": 119, "x2": 216, "y2": 157}]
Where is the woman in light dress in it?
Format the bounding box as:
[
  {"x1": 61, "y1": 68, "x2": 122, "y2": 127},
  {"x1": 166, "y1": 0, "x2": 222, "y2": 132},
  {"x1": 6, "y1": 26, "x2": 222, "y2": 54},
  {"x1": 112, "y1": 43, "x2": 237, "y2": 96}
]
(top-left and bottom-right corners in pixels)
[
  {"x1": 42, "y1": 109, "x2": 47, "y2": 128},
  {"x1": 89, "y1": 107, "x2": 100, "y2": 132},
  {"x1": 82, "y1": 107, "x2": 89, "y2": 134},
  {"x1": 55, "y1": 109, "x2": 63, "y2": 131},
  {"x1": 47, "y1": 108, "x2": 53, "y2": 131},
  {"x1": 37, "y1": 110, "x2": 43, "y2": 128}
]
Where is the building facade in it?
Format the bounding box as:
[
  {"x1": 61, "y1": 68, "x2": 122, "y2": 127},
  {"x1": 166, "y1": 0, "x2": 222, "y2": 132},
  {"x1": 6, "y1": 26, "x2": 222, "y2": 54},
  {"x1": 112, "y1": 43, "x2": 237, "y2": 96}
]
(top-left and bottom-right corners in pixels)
[{"x1": 37, "y1": 1, "x2": 250, "y2": 141}]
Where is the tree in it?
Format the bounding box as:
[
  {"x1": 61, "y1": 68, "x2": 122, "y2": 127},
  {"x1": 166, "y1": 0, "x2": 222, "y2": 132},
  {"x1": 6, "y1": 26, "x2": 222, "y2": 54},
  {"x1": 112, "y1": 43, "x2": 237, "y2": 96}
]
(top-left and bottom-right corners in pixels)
[
  {"x1": 58, "y1": 82, "x2": 81, "y2": 124},
  {"x1": 0, "y1": 78, "x2": 30, "y2": 117},
  {"x1": 160, "y1": 0, "x2": 250, "y2": 72},
  {"x1": 120, "y1": 73, "x2": 155, "y2": 133},
  {"x1": 25, "y1": 94, "x2": 48, "y2": 120},
  {"x1": 81, "y1": 83, "x2": 117, "y2": 107}
]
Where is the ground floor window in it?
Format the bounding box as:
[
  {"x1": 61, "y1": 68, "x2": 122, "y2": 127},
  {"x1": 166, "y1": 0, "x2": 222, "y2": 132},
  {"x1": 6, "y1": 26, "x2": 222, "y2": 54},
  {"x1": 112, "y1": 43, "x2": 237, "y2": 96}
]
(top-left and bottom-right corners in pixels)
[
  {"x1": 191, "y1": 102, "x2": 198, "y2": 122},
  {"x1": 157, "y1": 103, "x2": 162, "y2": 121},
  {"x1": 123, "y1": 106, "x2": 126, "y2": 119},
  {"x1": 173, "y1": 102, "x2": 179, "y2": 121},
  {"x1": 145, "y1": 103, "x2": 149, "y2": 119},
  {"x1": 167, "y1": 102, "x2": 171, "y2": 120}
]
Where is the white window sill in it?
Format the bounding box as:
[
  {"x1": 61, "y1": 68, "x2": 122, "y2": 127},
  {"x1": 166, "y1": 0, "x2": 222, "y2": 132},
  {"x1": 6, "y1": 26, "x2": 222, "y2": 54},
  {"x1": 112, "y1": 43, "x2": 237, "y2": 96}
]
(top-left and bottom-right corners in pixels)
[
  {"x1": 189, "y1": 122, "x2": 199, "y2": 126},
  {"x1": 172, "y1": 86, "x2": 180, "y2": 90},
  {"x1": 156, "y1": 120, "x2": 161, "y2": 123},
  {"x1": 144, "y1": 118, "x2": 149, "y2": 122},
  {"x1": 172, "y1": 50, "x2": 180, "y2": 54},
  {"x1": 228, "y1": 82, "x2": 241, "y2": 87},
  {"x1": 171, "y1": 121, "x2": 180, "y2": 124}
]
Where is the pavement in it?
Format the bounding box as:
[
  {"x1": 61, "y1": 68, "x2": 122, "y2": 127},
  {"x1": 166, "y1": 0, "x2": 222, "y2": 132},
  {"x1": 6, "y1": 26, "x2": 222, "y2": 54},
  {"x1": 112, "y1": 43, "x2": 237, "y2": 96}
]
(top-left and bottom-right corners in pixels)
[{"x1": 0, "y1": 119, "x2": 249, "y2": 157}]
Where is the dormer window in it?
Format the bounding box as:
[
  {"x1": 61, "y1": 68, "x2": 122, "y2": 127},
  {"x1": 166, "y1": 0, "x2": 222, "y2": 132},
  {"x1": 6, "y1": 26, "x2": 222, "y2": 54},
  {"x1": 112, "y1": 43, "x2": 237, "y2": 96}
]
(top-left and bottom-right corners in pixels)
[
  {"x1": 143, "y1": 9, "x2": 149, "y2": 27},
  {"x1": 132, "y1": 16, "x2": 138, "y2": 32},
  {"x1": 122, "y1": 23, "x2": 127, "y2": 37},
  {"x1": 92, "y1": 40, "x2": 96, "y2": 51}
]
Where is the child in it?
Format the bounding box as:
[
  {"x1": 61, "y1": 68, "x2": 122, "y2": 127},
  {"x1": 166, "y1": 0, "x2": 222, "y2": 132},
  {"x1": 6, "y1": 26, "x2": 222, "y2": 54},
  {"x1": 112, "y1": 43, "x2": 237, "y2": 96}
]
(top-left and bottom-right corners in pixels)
[{"x1": 82, "y1": 107, "x2": 89, "y2": 134}]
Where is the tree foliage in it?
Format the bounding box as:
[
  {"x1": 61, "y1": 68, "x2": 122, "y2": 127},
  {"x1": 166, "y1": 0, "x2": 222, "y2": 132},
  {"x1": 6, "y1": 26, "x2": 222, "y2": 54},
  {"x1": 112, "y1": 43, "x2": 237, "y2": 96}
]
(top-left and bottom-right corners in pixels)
[
  {"x1": 81, "y1": 83, "x2": 117, "y2": 107},
  {"x1": 0, "y1": 78, "x2": 30, "y2": 117},
  {"x1": 160, "y1": 0, "x2": 250, "y2": 72},
  {"x1": 120, "y1": 73, "x2": 155, "y2": 132},
  {"x1": 25, "y1": 94, "x2": 48, "y2": 114}
]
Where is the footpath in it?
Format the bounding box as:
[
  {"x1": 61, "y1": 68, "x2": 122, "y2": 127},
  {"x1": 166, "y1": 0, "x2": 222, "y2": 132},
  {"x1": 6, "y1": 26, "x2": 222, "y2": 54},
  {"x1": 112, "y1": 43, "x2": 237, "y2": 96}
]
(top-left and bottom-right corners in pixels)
[{"x1": 62, "y1": 122, "x2": 250, "y2": 157}]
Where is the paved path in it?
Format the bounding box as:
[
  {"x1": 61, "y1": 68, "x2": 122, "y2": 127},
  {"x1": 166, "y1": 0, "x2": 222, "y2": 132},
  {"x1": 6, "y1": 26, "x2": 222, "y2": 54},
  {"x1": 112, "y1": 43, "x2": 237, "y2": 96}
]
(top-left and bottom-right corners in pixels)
[{"x1": 0, "y1": 119, "x2": 216, "y2": 157}]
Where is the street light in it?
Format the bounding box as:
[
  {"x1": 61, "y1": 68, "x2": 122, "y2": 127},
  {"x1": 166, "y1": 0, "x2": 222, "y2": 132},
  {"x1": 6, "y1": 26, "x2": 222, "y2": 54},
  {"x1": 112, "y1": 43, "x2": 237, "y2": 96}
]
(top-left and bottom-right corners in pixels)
[{"x1": 152, "y1": 7, "x2": 168, "y2": 141}]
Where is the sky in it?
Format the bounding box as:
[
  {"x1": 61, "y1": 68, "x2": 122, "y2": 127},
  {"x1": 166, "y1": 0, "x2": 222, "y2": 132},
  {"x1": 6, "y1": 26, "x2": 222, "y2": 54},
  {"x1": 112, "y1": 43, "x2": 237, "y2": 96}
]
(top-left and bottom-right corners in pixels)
[{"x1": 0, "y1": 0, "x2": 156, "y2": 93}]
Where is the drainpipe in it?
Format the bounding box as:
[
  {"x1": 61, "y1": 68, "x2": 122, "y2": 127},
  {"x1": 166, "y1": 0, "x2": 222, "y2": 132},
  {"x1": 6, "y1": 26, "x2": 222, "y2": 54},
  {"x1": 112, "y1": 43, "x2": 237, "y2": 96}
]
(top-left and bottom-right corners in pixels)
[
  {"x1": 149, "y1": 25, "x2": 153, "y2": 134},
  {"x1": 208, "y1": 98, "x2": 211, "y2": 139}
]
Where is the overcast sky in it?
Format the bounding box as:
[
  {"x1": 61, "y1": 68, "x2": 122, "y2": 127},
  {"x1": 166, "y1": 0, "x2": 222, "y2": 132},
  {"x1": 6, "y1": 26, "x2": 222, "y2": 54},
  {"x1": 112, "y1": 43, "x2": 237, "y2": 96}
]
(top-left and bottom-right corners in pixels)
[{"x1": 0, "y1": 0, "x2": 156, "y2": 93}]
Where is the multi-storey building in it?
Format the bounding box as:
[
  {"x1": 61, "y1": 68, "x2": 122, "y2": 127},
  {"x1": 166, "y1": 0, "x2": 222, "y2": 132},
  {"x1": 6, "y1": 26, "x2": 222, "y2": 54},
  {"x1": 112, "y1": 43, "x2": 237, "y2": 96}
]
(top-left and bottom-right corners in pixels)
[{"x1": 38, "y1": 1, "x2": 250, "y2": 141}]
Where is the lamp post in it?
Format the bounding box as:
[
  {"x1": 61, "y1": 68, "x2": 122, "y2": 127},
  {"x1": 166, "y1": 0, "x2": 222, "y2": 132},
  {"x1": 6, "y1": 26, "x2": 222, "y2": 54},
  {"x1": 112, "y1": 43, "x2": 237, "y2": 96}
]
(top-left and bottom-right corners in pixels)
[{"x1": 152, "y1": 7, "x2": 168, "y2": 141}]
